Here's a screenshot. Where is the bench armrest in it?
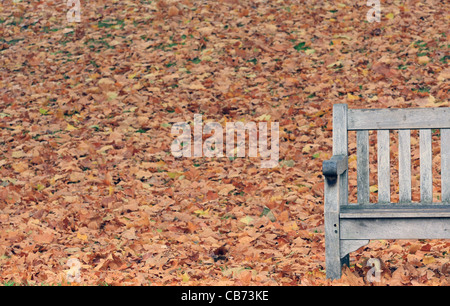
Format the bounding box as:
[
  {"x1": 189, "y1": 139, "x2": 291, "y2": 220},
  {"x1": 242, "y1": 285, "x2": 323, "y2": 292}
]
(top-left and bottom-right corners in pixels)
[{"x1": 322, "y1": 155, "x2": 348, "y2": 178}]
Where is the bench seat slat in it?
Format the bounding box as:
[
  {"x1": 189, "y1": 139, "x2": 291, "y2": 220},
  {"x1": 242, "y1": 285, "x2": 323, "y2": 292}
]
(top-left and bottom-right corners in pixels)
[
  {"x1": 341, "y1": 218, "x2": 450, "y2": 240},
  {"x1": 340, "y1": 204, "x2": 450, "y2": 218}
]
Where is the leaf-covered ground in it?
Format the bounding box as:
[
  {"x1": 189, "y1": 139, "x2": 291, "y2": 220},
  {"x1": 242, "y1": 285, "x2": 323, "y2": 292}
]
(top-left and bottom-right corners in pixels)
[{"x1": 0, "y1": 0, "x2": 449, "y2": 285}]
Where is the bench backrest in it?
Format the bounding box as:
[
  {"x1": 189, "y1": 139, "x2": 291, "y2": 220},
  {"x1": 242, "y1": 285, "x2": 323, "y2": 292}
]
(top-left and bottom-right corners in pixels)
[{"x1": 333, "y1": 104, "x2": 450, "y2": 205}]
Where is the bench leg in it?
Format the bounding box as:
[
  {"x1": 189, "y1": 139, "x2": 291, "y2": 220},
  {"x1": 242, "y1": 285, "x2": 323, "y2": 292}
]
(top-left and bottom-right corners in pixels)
[
  {"x1": 325, "y1": 246, "x2": 350, "y2": 279},
  {"x1": 325, "y1": 251, "x2": 342, "y2": 279},
  {"x1": 324, "y1": 168, "x2": 348, "y2": 279},
  {"x1": 325, "y1": 211, "x2": 342, "y2": 279}
]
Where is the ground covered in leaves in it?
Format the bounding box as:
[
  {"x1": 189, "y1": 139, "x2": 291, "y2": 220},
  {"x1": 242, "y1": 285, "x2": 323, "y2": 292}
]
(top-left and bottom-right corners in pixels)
[{"x1": 0, "y1": 0, "x2": 449, "y2": 285}]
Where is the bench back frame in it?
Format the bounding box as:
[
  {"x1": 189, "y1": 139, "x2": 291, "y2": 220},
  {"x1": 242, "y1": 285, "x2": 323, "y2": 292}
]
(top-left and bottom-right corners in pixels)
[{"x1": 324, "y1": 104, "x2": 450, "y2": 280}]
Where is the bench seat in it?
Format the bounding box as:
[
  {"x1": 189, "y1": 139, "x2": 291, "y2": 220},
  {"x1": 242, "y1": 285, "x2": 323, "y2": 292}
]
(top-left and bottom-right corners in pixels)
[{"x1": 340, "y1": 205, "x2": 450, "y2": 240}]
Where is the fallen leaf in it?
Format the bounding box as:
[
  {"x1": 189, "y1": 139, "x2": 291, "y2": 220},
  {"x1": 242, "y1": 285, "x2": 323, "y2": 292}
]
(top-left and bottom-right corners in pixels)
[
  {"x1": 422, "y1": 256, "x2": 435, "y2": 265},
  {"x1": 239, "y1": 216, "x2": 254, "y2": 225},
  {"x1": 76, "y1": 232, "x2": 88, "y2": 241},
  {"x1": 168, "y1": 6, "x2": 180, "y2": 17},
  {"x1": 219, "y1": 184, "x2": 235, "y2": 195},
  {"x1": 65, "y1": 123, "x2": 77, "y2": 131},
  {"x1": 418, "y1": 56, "x2": 430, "y2": 65},
  {"x1": 33, "y1": 232, "x2": 54, "y2": 244}
]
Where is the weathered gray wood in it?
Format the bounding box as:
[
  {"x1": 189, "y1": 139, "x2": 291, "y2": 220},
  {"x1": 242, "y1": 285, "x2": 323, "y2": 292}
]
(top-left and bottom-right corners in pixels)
[
  {"x1": 325, "y1": 104, "x2": 450, "y2": 280},
  {"x1": 325, "y1": 104, "x2": 348, "y2": 280},
  {"x1": 377, "y1": 130, "x2": 390, "y2": 203},
  {"x1": 333, "y1": 104, "x2": 349, "y2": 209},
  {"x1": 357, "y1": 130, "x2": 370, "y2": 204},
  {"x1": 341, "y1": 218, "x2": 450, "y2": 239},
  {"x1": 333, "y1": 104, "x2": 348, "y2": 157},
  {"x1": 324, "y1": 178, "x2": 342, "y2": 279},
  {"x1": 323, "y1": 155, "x2": 348, "y2": 178},
  {"x1": 420, "y1": 129, "x2": 433, "y2": 203},
  {"x1": 340, "y1": 204, "x2": 450, "y2": 218},
  {"x1": 330, "y1": 105, "x2": 348, "y2": 209},
  {"x1": 398, "y1": 130, "x2": 411, "y2": 203},
  {"x1": 348, "y1": 108, "x2": 450, "y2": 130},
  {"x1": 340, "y1": 240, "x2": 369, "y2": 259},
  {"x1": 441, "y1": 129, "x2": 450, "y2": 202}
]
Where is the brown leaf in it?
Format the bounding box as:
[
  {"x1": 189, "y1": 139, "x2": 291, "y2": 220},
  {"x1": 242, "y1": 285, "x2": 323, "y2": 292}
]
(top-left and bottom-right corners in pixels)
[
  {"x1": 441, "y1": 263, "x2": 450, "y2": 276},
  {"x1": 168, "y1": 6, "x2": 180, "y2": 17},
  {"x1": 33, "y1": 232, "x2": 54, "y2": 244},
  {"x1": 421, "y1": 243, "x2": 432, "y2": 252},
  {"x1": 409, "y1": 243, "x2": 421, "y2": 254}
]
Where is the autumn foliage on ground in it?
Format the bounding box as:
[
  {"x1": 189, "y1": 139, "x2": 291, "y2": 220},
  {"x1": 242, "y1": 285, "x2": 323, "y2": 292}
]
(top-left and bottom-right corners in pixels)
[{"x1": 0, "y1": 0, "x2": 449, "y2": 285}]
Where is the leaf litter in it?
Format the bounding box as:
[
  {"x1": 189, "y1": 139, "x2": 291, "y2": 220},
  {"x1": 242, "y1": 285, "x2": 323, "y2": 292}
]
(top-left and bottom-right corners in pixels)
[{"x1": 0, "y1": 0, "x2": 449, "y2": 286}]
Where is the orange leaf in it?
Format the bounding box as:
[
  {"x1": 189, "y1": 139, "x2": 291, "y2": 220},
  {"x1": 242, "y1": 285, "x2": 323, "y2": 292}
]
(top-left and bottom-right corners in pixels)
[
  {"x1": 33, "y1": 232, "x2": 54, "y2": 244},
  {"x1": 168, "y1": 6, "x2": 179, "y2": 17}
]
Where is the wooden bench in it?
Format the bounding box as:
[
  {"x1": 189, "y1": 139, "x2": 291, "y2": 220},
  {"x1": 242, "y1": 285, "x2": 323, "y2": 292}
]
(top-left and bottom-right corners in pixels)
[{"x1": 323, "y1": 104, "x2": 450, "y2": 280}]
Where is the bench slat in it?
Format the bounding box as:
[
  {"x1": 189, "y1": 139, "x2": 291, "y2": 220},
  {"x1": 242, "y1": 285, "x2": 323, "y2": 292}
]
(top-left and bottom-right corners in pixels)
[
  {"x1": 340, "y1": 204, "x2": 450, "y2": 218},
  {"x1": 420, "y1": 129, "x2": 433, "y2": 203},
  {"x1": 357, "y1": 130, "x2": 370, "y2": 204},
  {"x1": 398, "y1": 130, "x2": 412, "y2": 203},
  {"x1": 341, "y1": 218, "x2": 450, "y2": 240},
  {"x1": 377, "y1": 130, "x2": 390, "y2": 203},
  {"x1": 442, "y1": 129, "x2": 450, "y2": 202},
  {"x1": 348, "y1": 108, "x2": 450, "y2": 130}
]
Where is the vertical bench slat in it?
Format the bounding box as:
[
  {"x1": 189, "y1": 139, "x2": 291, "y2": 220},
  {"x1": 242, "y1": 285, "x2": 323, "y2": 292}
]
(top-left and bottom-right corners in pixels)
[
  {"x1": 398, "y1": 129, "x2": 412, "y2": 203},
  {"x1": 357, "y1": 130, "x2": 370, "y2": 204},
  {"x1": 377, "y1": 130, "x2": 390, "y2": 204},
  {"x1": 441, "y1": 129, "x2": 450, "y2": 202},
  {"x1": 420, "y1": 129, "x2": 433, "y2": 203}
]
